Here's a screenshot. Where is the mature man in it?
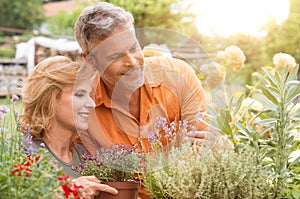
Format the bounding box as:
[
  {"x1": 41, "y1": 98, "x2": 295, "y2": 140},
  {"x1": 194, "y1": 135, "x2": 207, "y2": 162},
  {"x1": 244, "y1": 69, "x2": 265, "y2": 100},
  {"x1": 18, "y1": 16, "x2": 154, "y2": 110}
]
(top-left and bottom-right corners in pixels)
[{"x1": 75, "y1": 2, "x2": 217, "y2": 198}]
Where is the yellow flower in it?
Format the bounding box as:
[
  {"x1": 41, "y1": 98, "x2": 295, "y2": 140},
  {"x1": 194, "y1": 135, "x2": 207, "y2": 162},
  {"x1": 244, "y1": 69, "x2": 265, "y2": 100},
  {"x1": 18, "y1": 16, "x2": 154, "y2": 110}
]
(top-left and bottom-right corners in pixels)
[
  {"x1": 217, "y1": 45, "x2": 246, "y2": 72},
  {"x1": 272, "y1": 52, "x2": 296, "y2": 71}
]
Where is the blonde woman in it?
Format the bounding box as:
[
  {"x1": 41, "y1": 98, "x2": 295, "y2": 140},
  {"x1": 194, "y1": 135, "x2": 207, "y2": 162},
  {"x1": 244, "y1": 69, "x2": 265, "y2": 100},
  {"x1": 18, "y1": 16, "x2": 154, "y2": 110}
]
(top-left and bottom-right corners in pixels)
[{"x1": 20, "y1": 56, "x2": 117, "y2": 198}]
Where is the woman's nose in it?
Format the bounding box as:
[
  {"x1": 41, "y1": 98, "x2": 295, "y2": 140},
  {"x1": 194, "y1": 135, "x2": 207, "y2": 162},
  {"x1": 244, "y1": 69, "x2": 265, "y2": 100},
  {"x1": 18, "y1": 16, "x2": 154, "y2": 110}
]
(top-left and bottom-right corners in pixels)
[{"x1": 86, "y1": 97, "x2": 96, "y2": 108}]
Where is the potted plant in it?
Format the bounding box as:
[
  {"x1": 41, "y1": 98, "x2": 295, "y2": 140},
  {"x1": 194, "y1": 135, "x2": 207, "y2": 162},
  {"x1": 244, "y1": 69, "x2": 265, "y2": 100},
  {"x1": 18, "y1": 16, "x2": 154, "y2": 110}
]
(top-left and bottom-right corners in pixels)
[{"x1": 72, "y1": 144, "x2": 143, "y2": 199}]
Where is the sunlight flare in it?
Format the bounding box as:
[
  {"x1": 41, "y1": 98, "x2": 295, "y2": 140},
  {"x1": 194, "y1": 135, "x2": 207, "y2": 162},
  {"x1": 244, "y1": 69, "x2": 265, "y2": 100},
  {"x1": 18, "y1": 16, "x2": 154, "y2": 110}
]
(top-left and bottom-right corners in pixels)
[{"x1": 192, "y1": 0, "x2": 290, "y2": 37}]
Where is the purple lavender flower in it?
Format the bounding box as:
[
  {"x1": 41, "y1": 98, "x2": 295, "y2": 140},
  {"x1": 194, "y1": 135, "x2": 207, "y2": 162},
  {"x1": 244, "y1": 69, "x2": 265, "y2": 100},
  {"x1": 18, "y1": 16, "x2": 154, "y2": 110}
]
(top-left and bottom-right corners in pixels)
[
  {"x1": 0, "y1": 105, "x2": 9, "y2": 113},
  {"x1": 11, "y1": 94, "x2": 19, "y2": 102},
  {"x1": 179, "y1": 120, "x2": 188, "y2": 128},
  {"x1": 194, "y1": 111, "x2": 204, "y2": 123},
  {"x1": 25, "y1": 124, "x2": 30, "y2": 135},
  {"x1": 170, "y1": 121, "x2": 176, "y2": 131},
  {"x1": 40, "y1": 142, "x2": 46, "y2": 148},
  {"x1": 1, "y1": 127, "x2": 8, "y2": 133},
  {"x1": 148, "y1": 132, "x2": 156, "y2": 142},
  {"x1": 190, "y1": 125, "x2": 197, "y2": 131},
  {"x1": 23, "y1": 124, "x2": 33, "y2": 144},
  {"x1": 14, "y1": 111, "x2": 19, "y2": 118},
  {"x1": 0, "y1": 112, "x2": 4, "y2": 119},
  {"x1": 27, "y1": 146, "x2": 34, "y2": 155},
  {"x1": 73, "y1": 144, "x2": 142, "y2": 182},
  {"x1": 17, "y1": 121, "x2": 21, "y2": 131}
]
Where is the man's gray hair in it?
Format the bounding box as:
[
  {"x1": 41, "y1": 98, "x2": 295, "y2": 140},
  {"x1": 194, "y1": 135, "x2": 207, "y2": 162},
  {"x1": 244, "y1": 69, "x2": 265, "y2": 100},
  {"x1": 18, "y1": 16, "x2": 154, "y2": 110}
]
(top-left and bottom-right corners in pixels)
[{"x1": 74, "y1": 2, "x2": 134, "y2": 54}]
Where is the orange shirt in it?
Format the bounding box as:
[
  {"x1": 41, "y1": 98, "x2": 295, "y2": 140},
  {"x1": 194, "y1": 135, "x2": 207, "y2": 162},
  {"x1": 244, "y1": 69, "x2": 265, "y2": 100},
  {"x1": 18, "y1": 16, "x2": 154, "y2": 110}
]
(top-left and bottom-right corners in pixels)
[{"x1": 79, "y1": 56, "x2": 208, "y2": 198}]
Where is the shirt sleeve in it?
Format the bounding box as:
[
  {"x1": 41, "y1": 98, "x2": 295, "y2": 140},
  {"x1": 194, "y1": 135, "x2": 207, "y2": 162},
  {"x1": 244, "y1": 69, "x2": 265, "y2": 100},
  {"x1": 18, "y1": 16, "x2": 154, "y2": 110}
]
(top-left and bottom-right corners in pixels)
[{"x1": 163, "y1": 57, "x2": 209, "y2": 130}]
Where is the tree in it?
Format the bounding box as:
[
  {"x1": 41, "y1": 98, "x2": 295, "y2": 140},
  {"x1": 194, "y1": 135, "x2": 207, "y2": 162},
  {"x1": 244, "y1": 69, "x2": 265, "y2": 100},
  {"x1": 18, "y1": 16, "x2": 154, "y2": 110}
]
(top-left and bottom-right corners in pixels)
[
  {"x1": 103, "y1": 0, "x2": 195, "y2": 30},
  {"x1": 46, "y1": 8, "x2": 84, "y2": 36},
  {"x1": 102, "y1": 0, "x2": 197, "y2": 47},
  {"x1": 46, "y1": 0, "x2": 198, "y2": 39},
  {"x1": 263, "y1": 0, "x2": 300, "y2": 63},
  {"x1": 0, "y1": 0, "x2": 45, "y2": 34}
]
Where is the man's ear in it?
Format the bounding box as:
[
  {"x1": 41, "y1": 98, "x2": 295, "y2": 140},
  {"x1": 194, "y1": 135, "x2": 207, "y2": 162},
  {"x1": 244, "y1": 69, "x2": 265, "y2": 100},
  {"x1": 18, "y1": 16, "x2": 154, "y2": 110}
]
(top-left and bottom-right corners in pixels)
[{"x1": 83, "y1": 53, "x2": 98, "y2": 71}]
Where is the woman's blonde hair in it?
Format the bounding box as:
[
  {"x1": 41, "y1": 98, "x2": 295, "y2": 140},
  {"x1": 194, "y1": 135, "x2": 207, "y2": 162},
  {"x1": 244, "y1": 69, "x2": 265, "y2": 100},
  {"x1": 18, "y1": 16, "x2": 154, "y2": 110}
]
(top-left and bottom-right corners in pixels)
[{"x1": 20, "y1": 56, "x2": 94, "y2": 147}]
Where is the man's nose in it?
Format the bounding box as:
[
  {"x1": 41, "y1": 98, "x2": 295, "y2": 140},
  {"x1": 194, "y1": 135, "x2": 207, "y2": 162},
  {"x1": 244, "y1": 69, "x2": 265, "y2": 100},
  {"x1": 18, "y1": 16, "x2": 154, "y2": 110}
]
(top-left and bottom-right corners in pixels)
[{"x1": 124, "y1": 52, "x2": 136, "y2": 67}]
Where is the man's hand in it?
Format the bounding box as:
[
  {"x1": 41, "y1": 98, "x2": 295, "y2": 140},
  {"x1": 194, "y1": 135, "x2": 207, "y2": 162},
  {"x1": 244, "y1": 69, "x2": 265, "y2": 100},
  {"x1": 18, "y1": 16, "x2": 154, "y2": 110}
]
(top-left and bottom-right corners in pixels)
[
  {"x1": 185, "y1": 130, "x2": 233, "y2": 149},
  {"x1": 73, "y1": 176, "x2": 118, "y2": 199},
  {"x1": 186, "y1": 131, "x2": 207, "y2": 146}
]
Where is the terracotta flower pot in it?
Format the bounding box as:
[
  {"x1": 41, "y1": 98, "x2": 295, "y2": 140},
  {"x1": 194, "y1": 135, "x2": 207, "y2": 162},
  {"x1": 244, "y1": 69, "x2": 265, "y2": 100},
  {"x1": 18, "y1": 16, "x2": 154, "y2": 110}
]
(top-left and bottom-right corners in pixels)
[{"x1": 95, "y1": 181, "x2": 141, "y2": 199}]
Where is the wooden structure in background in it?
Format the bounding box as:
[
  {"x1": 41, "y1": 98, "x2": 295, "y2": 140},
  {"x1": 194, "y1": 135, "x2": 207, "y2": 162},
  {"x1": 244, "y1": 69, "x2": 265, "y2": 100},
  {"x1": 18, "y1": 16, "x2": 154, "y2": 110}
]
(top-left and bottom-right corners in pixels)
[
  {"x1": 0, "y1": 58, "x2": 27, "y2": 97},
  {"x1": 34, "y1": 42, "x2": 81, "y2": 65}
]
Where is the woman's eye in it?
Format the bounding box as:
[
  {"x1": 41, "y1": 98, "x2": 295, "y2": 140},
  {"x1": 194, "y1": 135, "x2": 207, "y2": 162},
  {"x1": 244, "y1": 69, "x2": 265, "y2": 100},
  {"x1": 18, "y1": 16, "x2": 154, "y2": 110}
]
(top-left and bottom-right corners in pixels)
[{"x1": 75, "y1": 93, "x2": 84, "y2": 97}]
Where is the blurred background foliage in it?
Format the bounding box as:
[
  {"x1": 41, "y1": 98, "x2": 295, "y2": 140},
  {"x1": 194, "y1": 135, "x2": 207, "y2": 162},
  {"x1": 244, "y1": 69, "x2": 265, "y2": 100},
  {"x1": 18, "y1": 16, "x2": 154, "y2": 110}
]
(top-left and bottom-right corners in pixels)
[{"x1": 0, "y1": 0, "x2": 299, "y2": 90}]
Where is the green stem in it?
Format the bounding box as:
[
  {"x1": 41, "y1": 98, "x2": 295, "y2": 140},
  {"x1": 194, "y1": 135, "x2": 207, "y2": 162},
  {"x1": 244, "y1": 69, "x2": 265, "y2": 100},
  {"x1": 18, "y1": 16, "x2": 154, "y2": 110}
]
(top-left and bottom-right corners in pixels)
[{"x1": 273, "y1": 77, "x2": 289, "y2": 198}]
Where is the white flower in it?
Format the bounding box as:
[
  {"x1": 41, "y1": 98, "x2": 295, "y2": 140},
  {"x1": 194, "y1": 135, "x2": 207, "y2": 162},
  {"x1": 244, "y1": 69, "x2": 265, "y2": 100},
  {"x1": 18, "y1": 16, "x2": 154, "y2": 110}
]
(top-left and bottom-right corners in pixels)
[
  {"x1": 289, "y1": 129, "x2": 300, "y2": 141},
  {"x1": 217, "y1": 45, "x2": 246, "y2": 72},
  {"x1": 288, "y1": 149, "x2": 300, "y2": 163},
  {"x1": 200, "y1": 61, "x2": 226, "y2": 89},
  {"x1": 287, "y1": 102, "x2": 300, "y2": 114},
  {"x1": 272, "y1": 52, "x2": 296, "y2": 71},
  {"x1": 241, "y1": 97, "x2": 263, "y2": 112},
  {"x1": 216, "y1": 51, "x2": 226, "y2": 60}
]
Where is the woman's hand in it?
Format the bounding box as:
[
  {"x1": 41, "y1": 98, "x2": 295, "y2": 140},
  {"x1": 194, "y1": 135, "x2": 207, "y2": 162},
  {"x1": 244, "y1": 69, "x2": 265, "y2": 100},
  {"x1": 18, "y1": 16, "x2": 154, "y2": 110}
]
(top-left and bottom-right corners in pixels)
[{"x1": 73, "y1": 176, "x2": 118, "y2": 199}]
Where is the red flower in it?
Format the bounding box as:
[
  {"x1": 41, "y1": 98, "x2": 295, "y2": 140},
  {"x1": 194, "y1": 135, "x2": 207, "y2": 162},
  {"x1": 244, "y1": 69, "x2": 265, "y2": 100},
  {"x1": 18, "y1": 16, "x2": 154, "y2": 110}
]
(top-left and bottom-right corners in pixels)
[
  {"x1": 10, "y1": 158, "x2": 34, "y2": 177},
  {"x1": 58, "y1": 174, "x2": 83, "y2": 199},
  {"x1": 58, "y1": 173, "x2": 71, "y2": 181}
]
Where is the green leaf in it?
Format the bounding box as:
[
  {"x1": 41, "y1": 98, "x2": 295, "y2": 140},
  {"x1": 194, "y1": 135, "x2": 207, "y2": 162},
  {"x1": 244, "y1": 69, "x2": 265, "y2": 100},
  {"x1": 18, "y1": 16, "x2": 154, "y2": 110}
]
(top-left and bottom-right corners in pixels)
[
  {"x1": 216, "y1": 111, "x2": 232, "y2": 136},
  {"x1": 232, "y1": 93, "x2": 245, "y2": 116},
  {"x1": 258, "y1": 126, "x2": 273, "y2": 137},
  {"x1": 290, "y1": 116, "x2": 300, "y2": 121},
  {"x1": 255, "y1": 118, "x2": 277, "y2": 126},
  {"x1": 253, "y1": 72, "x2": 272, "y2": 88},
  {"x1": 286, "y1": 64, "x2": 299, "y2": 82},
  {"x1": 204, "y1": 104, "x2": 218, "y2": 117},
  {"x1": 292, "y1": 189, "x2": 300, "y2": 199},
  {"x1": 252, "y1": 91, "x2": 277, "y2": 110},
  {"x1": 260, "y1": 86, "x2": 279, "y2": 105},
  {"x1": 264, "y1": 148, "x2": 277, "y2": 157},
  {"x1": 202, "y1": 117, "x2": 221, "y2": 133},
  {"x1": 286, "y1": 83, "x2": 300, "y2": 104},
  {"x1": 273, "y1": 69, "x2": 282, "y2": 87},
  {"x1": 234, "y1": 122, "x2": 250, "y2": 137},
  {"x1": 261, "y1": 67, "x2": 279, "y2": 88}
]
